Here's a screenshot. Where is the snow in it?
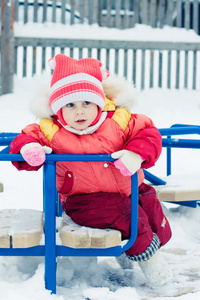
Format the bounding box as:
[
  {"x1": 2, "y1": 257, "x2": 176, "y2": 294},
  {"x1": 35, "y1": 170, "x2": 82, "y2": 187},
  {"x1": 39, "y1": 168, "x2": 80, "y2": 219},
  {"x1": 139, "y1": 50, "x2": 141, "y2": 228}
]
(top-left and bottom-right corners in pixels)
[
  {"x1": 0, "y1": 20, "x2": 200, "y2": 300},
  {"x1": 15, "y1": 22, "x2": 200, "y2": 43}
]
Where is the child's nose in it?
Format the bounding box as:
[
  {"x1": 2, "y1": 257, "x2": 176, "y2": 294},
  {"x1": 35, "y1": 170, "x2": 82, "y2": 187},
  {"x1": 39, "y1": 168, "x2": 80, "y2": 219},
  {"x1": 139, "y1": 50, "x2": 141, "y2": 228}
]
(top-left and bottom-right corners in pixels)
[{"x1": 76, "y1": 108, "x2": 84, "y2": 115}]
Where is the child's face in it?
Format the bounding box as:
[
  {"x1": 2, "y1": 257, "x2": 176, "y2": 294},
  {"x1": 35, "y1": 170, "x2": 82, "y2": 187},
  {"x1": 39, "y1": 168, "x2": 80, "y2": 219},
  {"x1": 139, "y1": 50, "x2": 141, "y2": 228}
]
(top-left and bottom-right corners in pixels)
[{"x1": 61, "y1": 101, "x2": 98, "y2": 130}]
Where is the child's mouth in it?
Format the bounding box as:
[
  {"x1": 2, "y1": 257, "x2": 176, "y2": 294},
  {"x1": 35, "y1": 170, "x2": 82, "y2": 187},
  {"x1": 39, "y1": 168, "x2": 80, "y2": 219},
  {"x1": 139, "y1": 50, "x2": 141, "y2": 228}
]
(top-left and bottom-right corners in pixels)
[{"x1": 76, "y1": 119, "x2": 86, "y2": 123}]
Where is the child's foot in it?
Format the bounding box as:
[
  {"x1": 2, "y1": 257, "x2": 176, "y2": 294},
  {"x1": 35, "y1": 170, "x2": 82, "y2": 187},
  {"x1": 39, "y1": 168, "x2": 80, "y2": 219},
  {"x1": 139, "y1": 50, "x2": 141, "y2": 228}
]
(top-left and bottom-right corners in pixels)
[
  {"x1": 116, "y1": 252, "x2": 134, "y2": 269},
  {"x1": 138, "y1": 252, "x2": 172, "y2": 286}
]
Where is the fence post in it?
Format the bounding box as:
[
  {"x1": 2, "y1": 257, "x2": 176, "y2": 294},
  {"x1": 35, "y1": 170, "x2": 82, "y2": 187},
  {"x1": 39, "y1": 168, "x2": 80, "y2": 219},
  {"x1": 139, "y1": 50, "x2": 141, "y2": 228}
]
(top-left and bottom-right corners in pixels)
[{"x1": 1, "y1": 0, "x2": 15, "y2": 95}]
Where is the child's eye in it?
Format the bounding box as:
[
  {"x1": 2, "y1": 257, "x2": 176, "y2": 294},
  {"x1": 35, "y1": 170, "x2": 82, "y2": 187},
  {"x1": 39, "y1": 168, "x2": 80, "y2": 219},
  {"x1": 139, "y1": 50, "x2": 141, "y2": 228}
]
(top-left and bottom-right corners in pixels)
[
  {"x1": 83, "y1": 101, "x2": 91, "y2": 105},
  {"x1": 66, "y1": 103, "x2": 74, "y2": 108}
]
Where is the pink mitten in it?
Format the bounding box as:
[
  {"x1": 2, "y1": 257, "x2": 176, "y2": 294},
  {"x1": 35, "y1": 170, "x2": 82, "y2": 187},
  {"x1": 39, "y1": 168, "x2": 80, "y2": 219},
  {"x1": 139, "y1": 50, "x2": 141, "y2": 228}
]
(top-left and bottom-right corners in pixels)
[
  {"x1": 111, "y1": 150, "x2": 143, "y2": 176},
  {"x1": 114, "y1": 158, "x2": 133, "y2": 176},
  {"x1": 20, "y1": 143, "x2": 52, "y2": 166}
]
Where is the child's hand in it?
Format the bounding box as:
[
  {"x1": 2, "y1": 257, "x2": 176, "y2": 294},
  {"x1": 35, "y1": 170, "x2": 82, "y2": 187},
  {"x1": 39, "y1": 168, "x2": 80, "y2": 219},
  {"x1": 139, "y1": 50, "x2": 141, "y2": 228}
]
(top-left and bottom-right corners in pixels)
[
  {"x1": 20, "y1": 143, "x2": 52, "y2": 166},
  {"x1": 111, "y1": 150, "x2": 143, "y2": 176}
]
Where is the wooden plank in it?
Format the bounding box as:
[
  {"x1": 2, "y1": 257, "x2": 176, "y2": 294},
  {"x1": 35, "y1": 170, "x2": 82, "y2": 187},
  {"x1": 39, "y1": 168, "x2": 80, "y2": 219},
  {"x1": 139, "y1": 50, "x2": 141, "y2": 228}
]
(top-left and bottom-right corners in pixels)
[
  {"x1": 98, "y1": 0, "x2": 103, "y2": 27},
  {"x1": 106, "y1": 48, "x2": 110, "y2": 70},
  {"x1": 115, "y1": 0, "x2": 121, "y2": 29},
  {"x1": 32, "y1": 47, "x2": 36, "y2": 76},
  {"x1": 115, "y1": 49, "x2": 119, "y2": 74},
  {"x1": 150, "y1": 50, "x2": 154, "y2": 88},
  {"x1": 167, "y1": 51, "x2": 171, "y2": 89},
  {"x1": 24, "y1": 0, "x2": 28, "y2": 24},
  {"x1": 132, "y1": 49, "x2": 137, "y2": 86},
  {"x1": 1, "y1": 0, "x2": 15, "y2": 94},
  {"x1": 175, "y1": 50, "x2": 180, "y2": 89},
  {"x1": 23, "y1": 46, "x2": 27, "y2": 77},
  {"x1": 79, "y1": 0, "x2": 84, "y2": 24},
  {"x1": 60, "y1": 213, "x2": 121, "y2": 249},
  {"x1": 43, "y1": 0, "x2": 47, "y2": 23},
  {"x1": 193, "y1": 51, "x2": 197, "y2": 89},
  {"x1": 158, "y1": 51, "x2": 163, "y2": 87},
  {"x1": 33, "y1": 0, "x2": 38, "y2": 23},
  {"x1": 70, "y1": 0, "x2": 75, "y2": 25},
  {"x1": 12, "y1": 209, "x2": 44, "y2": 248},
  {"x1": 150, "y1": 0, "x2": 157, "y2": 28},
  {"x1": 185, "y1": 0, "x2": 190, "y2": 30},
  {"x1": 88, "y1": 0, "x2": 94, "y2": 25},
  {"x1": 124, "y1": 49, "x2": 128, "y2": 78},
  {"x1": 106, "y1": 0, "x2": 112, "y2": 28},
  {"x1": 133, "y1": 0, "x2": 139, "y2": 25},
  {"x1": 42, "y1": 47, "x2": 46, "y2": 71},
  {"x1": 61, "y1": 0, "x2": 66, "y2": 24},
  {"x1": 14, "y1": 37, "x2": 200, "y2": 52},
  {"x1": 14, "y1": 0, "x2": 19, "y2": 22},
  {"x1": 141, "y1": 0, "x2": 148, "y2": 25},
  {"x1": 155, "y1": 186, "x2": 200, "y2": 202},
  {"x1": 184, "y1": 50, "x2": 189, "y2": 88},
  {"x1": 158, "y1": 0, "x2": 165, "y2": 28},
  {"x1": 141, "y1": 49, "x2": 145, "y2": 90},
  {"x1": 0, "y1": 209, "x2": 14, "y2": 248},
  {"x1": 176, "y1": 0, "x2": 182, "y2": 28},
  {"x1": 166, "y1": 0, "x2": 174, "y2": 27},
  {"x1": 52, "y1": 0, "x2": 57, "y2": 23},
  {"x1": 0, "y1": 209, "x2": 44, "y2": 248},
  {"x1": 90, "y1": 228, "x2": 121, "y2": 248},
  {"x1": 0, "y1": 182, "x2": 3, "y2": 192},
  {"x1": 59, "y1": 213, "x2": 91, "y2": 248},
  {"x1": 123, "y1": 0, "x2": 130, "y2": 29},
  {"x1": 193, "y1": 0, "x2": 199, "y2": 34}
]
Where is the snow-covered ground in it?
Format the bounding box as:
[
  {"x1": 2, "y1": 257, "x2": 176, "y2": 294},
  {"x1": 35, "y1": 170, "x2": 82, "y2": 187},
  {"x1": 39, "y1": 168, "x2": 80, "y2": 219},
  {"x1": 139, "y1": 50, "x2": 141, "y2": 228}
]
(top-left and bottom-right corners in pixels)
[{"x1": 0, "y1": 15, "x2": 200, "y2": 300}]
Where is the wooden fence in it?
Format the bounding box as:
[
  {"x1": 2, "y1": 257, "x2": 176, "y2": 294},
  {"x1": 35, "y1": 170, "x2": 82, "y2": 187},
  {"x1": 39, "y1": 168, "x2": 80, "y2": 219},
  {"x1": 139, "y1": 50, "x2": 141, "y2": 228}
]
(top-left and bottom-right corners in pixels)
[
  {"x1": 14, "y1": 37, "x2": 200, "y2": 91},
  {"x1": 12, "y1": 0, "x2": 200, "y2": 33},
  {"x1": 1, "y1": 0, "x2": 200, "y2": 94}
]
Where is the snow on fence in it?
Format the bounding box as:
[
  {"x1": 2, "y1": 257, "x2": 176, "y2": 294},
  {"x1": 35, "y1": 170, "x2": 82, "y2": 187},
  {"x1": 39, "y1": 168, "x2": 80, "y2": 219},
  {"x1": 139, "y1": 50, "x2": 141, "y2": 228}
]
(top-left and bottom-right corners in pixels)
[{"x1": 12, "y1": 0, "x2": 200, "y2": 34}]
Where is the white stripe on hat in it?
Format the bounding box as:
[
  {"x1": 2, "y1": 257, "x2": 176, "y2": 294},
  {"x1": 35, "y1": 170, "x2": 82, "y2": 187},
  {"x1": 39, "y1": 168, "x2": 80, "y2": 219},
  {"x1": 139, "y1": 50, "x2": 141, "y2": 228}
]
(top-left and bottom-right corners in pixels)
[
  {"x1": 51, "y1": 91, "x2": 105, "y2": 114},
  {"x1": 49, "y1": 73, "x2": 103, "y2": 97}
]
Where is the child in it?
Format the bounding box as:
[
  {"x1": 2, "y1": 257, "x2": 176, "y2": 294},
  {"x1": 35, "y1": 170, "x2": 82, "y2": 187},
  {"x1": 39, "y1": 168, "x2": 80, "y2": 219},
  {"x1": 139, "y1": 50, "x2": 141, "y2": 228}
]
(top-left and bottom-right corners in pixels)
[{"x1": 10, "y1": 54, "x2": 172, "y2": 286}]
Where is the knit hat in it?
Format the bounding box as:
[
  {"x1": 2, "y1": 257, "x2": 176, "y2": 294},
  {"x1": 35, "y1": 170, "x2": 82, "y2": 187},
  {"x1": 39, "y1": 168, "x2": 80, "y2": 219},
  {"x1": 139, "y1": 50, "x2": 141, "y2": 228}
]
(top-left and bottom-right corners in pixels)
[{"x1": 48, "y1": 54, "x2": 110, "y2": 125}]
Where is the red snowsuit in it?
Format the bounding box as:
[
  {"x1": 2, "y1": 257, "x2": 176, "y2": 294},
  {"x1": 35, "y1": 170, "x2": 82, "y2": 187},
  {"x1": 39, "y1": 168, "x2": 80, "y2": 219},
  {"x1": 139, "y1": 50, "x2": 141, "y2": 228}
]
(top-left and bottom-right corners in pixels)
[{"x1": 9, "y1": 79, "x2": 171, "y2": 258}]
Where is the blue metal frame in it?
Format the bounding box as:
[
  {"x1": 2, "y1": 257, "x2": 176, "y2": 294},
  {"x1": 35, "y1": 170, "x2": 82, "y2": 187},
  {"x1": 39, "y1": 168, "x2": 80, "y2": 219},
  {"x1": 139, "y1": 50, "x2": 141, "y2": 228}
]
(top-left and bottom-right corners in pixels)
[
  {"x1": 156, "y1": 124, "x2": 200, "y2": 208},
  {"x1": 159, "y1": 124, "x2": 200, "y2": 176},
  {"x1": 1, "y1": 124, "x2": 200, "y2": 292},
  {"x1": 0, "y1": 136, "x2": 138, "y2": 294}
]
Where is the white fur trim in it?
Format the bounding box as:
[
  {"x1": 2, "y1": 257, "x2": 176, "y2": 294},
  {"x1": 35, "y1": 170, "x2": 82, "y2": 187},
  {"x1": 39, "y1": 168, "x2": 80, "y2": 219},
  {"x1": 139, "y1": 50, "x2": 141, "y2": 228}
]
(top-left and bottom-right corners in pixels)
[
  {"x1": 102, "y1": 75, "x2": 137, "y2": 110},
  {"x1": 20, "y1": 143, "x2": 42, "y2": 155},
  {"x1": 30, "y1": 84, "x2": 53, "y2": 119}
]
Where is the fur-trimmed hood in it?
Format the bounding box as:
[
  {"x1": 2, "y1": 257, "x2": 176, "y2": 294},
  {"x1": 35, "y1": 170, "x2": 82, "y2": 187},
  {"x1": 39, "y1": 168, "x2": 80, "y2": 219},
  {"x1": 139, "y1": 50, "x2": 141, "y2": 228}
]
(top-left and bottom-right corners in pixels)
[{"x1": 30, "y1": 75, "x2": 137, "y2": 119}]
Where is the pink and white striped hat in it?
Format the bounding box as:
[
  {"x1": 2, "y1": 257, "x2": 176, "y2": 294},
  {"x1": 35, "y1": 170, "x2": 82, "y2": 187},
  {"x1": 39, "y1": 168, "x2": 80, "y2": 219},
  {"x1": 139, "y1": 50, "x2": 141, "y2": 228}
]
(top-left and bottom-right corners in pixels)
[{"x1": 48, "y1": 54, "x2": 109, "y2": 125}]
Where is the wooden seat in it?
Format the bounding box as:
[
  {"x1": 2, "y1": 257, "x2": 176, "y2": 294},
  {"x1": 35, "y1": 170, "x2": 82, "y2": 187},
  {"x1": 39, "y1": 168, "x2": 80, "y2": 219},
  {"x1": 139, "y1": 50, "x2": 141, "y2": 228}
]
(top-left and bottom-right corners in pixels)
[
  {"x1": 155, "y1": 185, "x2": 200, "y2": 202},
  {"x1": 0, "y1": 182, "x2": 3, "y2": 192},
  {"x1": 59, "y1": 213, "x2": 122, "y2": 249},
  {"x1": 0, "y1": 209, "x2": 122, "y2": 249},
  {"x1": 153, "y1": 175, "x2": 200, "y2": 204},
  {"x1": 0, "y1": 209, "x2": 44, "y2": 248}
]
